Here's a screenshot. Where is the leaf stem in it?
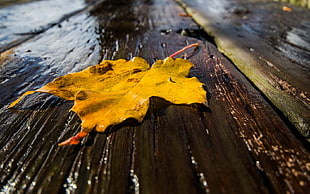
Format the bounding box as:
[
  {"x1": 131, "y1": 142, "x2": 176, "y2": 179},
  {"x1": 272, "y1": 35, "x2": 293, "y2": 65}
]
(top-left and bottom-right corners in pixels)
[
  {"x1": 169, "y1": 43, "x2": 199, "y2": 58},
  {"x1": 58, "y1": 131, "x2": 88, "y2": 146}
]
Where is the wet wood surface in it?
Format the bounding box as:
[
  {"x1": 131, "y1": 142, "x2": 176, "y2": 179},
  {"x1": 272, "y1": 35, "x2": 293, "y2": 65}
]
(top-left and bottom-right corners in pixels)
[
  {"x1": 177, "y1": 0, "x2": 310, "y2": 140},
  {"x1": 0, "y1": 0, "x2": 309, "y2": 193}
]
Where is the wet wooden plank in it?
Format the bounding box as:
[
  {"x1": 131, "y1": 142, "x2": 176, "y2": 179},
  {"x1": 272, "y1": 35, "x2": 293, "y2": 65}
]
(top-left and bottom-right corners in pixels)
[
  {"x1": 0, "y1": 0, "x2": 309, "y2": 193},
  {"x1": 177, "y1": 0, "x2": 310, "y2": 140},
  {"x1": 0, "y1": 0, "x2": 91, "y2": 53},
  {"x1": 276, "y1": 0, "x2": 310, "y2": 8}
]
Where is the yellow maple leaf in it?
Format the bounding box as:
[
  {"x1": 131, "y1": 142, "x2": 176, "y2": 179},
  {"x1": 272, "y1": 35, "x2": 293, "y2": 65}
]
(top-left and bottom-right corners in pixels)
[{"x1": 9, "y1": 44, "x2": 207, "y2": 146}]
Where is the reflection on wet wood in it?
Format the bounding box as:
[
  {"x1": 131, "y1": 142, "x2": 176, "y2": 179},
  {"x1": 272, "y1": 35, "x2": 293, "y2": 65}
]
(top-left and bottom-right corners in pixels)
[{"x1": 0, "y1": 0, "x2": 309, "y2": 193}]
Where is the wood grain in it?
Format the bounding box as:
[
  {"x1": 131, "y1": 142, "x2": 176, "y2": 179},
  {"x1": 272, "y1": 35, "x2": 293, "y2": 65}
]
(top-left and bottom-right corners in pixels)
[
  {"x1": 0, "y1": 0, "x2": 309, "y2": 193},
  {"x1": 177, "y1": 0, "x2": 310, "y2": 140}
]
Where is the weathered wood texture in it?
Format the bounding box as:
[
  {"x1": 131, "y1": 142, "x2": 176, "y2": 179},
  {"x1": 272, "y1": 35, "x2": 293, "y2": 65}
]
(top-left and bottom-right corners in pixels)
[
  {"x1": 0, "y1": 0, "x2": 309, "y2": 193},
  {"x1": 177, "y1": 0, "x2": 310, "y2": 140},
  {"x1": 275, "y1": 0, "x2": 310, "y2": 8}
]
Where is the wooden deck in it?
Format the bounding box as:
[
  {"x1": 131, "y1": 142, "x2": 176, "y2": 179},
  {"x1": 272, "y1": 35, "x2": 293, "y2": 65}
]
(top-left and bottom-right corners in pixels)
[
  {"x1": 177, "y1": 0, "x2": 310, "y2": 141},
  {"x1": 0, "y1": 0, "x2": 309, "y2": 193}
]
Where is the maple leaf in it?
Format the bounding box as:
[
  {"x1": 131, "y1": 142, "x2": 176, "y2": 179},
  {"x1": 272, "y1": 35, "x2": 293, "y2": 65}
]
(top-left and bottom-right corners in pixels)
[{"x1": 9, "y1": 43, "x2": 207, "y2": 146}]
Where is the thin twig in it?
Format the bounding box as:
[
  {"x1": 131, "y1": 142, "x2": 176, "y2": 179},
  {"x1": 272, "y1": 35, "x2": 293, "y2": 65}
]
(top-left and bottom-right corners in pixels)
[{"x1": 169, "y1": 43, "x2": 199, "y2": 58}]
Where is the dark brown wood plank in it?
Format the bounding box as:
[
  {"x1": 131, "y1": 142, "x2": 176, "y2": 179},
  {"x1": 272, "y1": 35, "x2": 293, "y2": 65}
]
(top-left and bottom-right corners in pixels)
[
  {"x1": 0, "y1": 0, "x2": 309, "y2": 193},
  {"x1": 177, "y1": 0, "x2": 310, "y2": 140}
]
